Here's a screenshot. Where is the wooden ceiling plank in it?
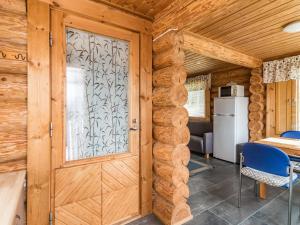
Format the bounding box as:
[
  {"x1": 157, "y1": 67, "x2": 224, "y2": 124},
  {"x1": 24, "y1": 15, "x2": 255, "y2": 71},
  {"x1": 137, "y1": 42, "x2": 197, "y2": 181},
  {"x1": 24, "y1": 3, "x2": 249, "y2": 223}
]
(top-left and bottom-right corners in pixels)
[
  {"x1": 236, "y1": 34, "x2": 300, "y2": 52},
  {"x1": 210, "y1": 5, "x2": 300, "y2": 44},
  {"x1": 152, "y1": 0, "x2": 235, "y2": 37},
  {"x1": 183, "y1": 31, "x2": 262, "y2": 68},
  {"x1": 193, "y1": 0, "x2": 271, "y2": 35},
  {"x1": 189, "y1": 0, "x2": 300, "y2": 60},
  {"x1": 196, "y1": 0, "x2": 295, "y2": 38},
  {"x1": 196, "y1": 0, "x2": 299, "y2": 41},
  {"x1": 224, "y1": 16, "x2": 300, "y2": 47},
  {"x1": 229, "y1": 15, "x2": 300, "y2": 45},
  {"x1": 248, "y1": 40, "x2": 300, "y2": 58},
  {"x1": 191, "y1": 0, "x2": 258, "y2": 33}
]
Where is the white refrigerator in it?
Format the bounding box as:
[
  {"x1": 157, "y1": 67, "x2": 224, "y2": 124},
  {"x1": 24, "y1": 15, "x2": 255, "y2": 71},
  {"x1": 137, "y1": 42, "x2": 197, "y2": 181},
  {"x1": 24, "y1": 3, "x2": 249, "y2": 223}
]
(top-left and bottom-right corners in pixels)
[{"x1": 213, "y1": 97, "x2": 249, "y2": 163}]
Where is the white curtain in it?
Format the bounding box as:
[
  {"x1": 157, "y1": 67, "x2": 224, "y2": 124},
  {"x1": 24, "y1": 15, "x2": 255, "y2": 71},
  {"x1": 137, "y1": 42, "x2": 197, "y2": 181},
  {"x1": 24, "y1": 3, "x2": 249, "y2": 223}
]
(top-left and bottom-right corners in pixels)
[
  {"x1": 263, "y1": 55, "x2": 300, "y2": 83},
  {"x1": 185, "y1": 74, "x2": 211, "y2": 91}
]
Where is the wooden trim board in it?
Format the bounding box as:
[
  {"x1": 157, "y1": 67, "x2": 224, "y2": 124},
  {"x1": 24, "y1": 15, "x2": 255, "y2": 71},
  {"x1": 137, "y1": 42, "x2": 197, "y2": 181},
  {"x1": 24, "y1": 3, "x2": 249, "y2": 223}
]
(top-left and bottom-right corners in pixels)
[
  {"x1": 140, "y1": 33, "x2": 153, "y2": 215},
  {"x1": 27, "y1": 0, "x2": 51, "y2": 224},
  {"x1": 39, "y1": 0, "x2": 152, "y2": 34}
]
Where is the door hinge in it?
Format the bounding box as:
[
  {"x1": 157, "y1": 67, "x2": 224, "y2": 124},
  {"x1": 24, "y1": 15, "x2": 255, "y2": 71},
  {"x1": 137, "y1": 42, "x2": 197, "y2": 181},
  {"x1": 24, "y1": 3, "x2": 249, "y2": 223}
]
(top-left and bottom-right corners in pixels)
[
  {"x1": 49, "y1": 32, "x2": 53, "y2": 47},
  {"x1": 49, "y1": 211, "x2": 53, "y2": 225},
  {"x1": 49, "y1": 122, "x2": 53, "y2": 137}
]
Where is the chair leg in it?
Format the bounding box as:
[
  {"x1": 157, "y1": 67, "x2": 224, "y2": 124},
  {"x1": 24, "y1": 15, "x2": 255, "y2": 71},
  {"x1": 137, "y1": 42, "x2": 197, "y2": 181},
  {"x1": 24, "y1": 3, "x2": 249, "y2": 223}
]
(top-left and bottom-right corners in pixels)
[
  {"x1": 254, "y1": 180, "x2": 258, "y2": 197},
  {"x1": 288, "y1": 186, "x2": 293, "y2": 225},
  {"x1": 238, "y1": 173, "x2": 242, "y2": 208},
  {"x1": 288, "y1": 170, "x2": 294, "y2": 225}
]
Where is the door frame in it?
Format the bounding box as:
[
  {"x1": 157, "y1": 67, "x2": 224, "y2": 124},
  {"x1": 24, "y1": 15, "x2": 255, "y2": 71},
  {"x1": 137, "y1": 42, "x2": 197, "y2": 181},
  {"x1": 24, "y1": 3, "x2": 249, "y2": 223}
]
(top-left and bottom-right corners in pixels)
[{"x1": 27, "y1": 1, "x2": 152, "y2": 224}]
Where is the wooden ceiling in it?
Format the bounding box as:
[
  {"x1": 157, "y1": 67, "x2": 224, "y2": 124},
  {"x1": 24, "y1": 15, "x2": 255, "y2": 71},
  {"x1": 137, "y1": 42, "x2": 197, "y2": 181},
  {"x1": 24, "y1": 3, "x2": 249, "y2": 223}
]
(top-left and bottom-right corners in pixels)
[
  {"x1": 186, "y1": 0, "x2": 300, "y2": 75},
  {"x1": 93, "y1": 0, "x2": 300, "y2": 75},
  {"x1": 191, "y1": 0, "x2": 300, "y2": 60},
  {"x1": 93, "y1": 0, "x2": 173, "y2": 19},
  {"x1": 184, "y1": 51, "x2": 236, "y2": 76}
]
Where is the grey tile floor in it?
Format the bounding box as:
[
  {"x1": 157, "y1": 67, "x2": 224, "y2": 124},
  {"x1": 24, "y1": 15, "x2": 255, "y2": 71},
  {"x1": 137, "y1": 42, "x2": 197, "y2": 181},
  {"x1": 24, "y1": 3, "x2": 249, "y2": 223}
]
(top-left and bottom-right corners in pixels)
[{"x1": 129, "y1": 154, "x2": 300, "y2": 225}]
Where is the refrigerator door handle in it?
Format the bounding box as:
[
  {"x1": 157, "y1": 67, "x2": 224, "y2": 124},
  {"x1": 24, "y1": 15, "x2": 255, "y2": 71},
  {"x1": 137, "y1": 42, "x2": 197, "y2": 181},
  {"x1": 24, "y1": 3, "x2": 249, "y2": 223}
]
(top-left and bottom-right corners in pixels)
[{"x1": 213, "y1": 113, "x2": 235, "y2": 117}]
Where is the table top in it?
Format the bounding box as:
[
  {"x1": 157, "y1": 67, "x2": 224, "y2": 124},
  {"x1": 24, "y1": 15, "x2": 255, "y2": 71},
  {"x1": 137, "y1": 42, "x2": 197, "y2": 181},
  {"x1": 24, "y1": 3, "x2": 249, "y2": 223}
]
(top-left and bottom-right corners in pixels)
[
  {"x1": 256, "y1": 137, "x2": 300, "y2": 156},
  {"x1": 0, "y1": 170, "x2": 25, "y2": 225}
]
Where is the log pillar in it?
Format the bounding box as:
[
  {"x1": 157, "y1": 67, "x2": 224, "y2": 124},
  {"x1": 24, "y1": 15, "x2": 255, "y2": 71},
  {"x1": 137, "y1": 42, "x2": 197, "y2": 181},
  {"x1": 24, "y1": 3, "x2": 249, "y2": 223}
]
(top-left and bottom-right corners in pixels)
[
  {"x1": 249, "y1": 68, "x2": 265, "y2": 141},
  {"x1": 152, "y1": 31, "x2": 192, "y2": 225}
]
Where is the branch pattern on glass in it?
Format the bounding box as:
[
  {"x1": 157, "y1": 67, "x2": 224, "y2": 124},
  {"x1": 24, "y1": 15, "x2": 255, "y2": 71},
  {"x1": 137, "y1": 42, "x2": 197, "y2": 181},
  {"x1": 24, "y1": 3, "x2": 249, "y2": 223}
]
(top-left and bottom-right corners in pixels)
[{"x1": 66, "y1": 27, "x2": 129, "y2": 161}]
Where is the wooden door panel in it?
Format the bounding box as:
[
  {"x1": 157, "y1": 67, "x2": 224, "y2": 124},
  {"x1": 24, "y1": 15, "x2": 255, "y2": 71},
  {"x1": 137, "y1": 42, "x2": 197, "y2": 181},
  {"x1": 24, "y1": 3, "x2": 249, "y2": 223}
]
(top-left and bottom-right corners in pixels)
[
  {"x1": 55, "y1": 196, "x2": 102, "y2": 225},
  {"x1": 103, "y1": 185, "x2": 139, "y2": 225},
  {"x1": 102, "y1": 156, "x2": 139, "y2": 194},
  {"x1": 55, "y1": 163, "x2": 101, "y2": 207},
  {"x1": 102, "y1": 156, "x2": 139, "y2": 224}
]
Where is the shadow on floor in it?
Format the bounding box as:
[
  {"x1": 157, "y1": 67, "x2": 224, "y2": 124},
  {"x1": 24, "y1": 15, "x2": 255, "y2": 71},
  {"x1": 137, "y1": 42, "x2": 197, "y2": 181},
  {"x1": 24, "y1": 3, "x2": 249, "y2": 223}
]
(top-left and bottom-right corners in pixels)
[{"x1": 129, "y1": 155, "x2": 300, "y2": 225}]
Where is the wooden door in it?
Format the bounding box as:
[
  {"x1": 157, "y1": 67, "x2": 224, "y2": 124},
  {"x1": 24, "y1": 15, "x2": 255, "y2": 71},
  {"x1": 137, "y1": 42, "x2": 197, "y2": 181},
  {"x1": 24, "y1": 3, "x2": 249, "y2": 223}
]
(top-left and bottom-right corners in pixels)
[{"x1": 51, "y1": 9, "x2": 140, "y2": 225}]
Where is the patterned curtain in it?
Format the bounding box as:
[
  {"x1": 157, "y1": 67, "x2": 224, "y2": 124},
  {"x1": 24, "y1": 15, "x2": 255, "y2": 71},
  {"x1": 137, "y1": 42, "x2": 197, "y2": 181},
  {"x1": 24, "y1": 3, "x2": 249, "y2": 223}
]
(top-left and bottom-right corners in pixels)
[
  {"x1": 185, "y1": 74, "x2": 211, "y2": 91},
  {"x1": 263, "y1": 55, "x2": 300, "y2": 83}
]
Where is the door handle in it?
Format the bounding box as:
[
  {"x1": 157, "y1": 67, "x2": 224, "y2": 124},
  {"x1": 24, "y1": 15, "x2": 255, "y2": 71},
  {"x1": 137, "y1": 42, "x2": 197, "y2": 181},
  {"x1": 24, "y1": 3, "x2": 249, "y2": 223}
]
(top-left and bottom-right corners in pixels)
[{"x1": 130, "y1": 119, "x2": 139, "y2": 131}]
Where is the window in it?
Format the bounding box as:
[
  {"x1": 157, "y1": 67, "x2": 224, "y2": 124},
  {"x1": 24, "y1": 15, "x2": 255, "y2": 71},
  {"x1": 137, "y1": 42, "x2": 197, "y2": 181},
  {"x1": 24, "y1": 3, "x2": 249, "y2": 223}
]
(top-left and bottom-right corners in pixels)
[
  {"x1": 65, "y1": 27, "x2": 130, "y2": 161},
  {"x1": 184, "y1": 90, "x2": 206, "y2": 117}
]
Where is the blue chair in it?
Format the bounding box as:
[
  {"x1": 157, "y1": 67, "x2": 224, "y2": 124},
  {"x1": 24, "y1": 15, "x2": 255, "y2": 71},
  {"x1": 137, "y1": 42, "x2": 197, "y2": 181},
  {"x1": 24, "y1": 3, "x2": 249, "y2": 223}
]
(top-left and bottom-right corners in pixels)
[
  {"x1": 238, "y1": 143, "x2": 298, "y2": 225},
  {"x1": 281, "y1": 131, "x2": 300, "y2": 139},
  {"x1": 281, "y1": 131, "x2": 300, "y2": 163}
]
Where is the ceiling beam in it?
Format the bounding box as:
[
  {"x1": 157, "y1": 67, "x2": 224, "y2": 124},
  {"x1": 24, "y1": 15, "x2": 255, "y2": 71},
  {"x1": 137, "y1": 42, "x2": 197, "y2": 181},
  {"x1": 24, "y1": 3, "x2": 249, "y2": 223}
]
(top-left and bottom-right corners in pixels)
[
  {"x1": 152, "y1": 0, "x2": 234, "y2": 37},
  {"x1": 183, "y1": 31, "x2": 262, "y2": 68}
]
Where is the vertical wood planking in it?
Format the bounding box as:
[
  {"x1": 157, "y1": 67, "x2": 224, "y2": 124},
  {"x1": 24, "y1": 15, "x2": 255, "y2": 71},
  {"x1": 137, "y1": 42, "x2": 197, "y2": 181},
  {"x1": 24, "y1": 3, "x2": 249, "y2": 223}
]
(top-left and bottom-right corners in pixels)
[
  {"x1": 291, "y1": 80, "x2": 297, "y2": 130},
  {"x1": 286, "y1": 80, "x2": 292, "y2": 131},
  {"x1": 140, "y1": 33, "x2": 152, "y2": 216},
  {"x1": 27, "y1": 0, "x2": 50, "y2": 224},
  {"x1": 275, "y1": 81, "x2": 287, "y2": 134},
  {"x1": 266, "y1": 83, "x2": 276, "y2": 137},
  {"x1": 266, "y1": 80, "x2": 294, "y2": 136}
]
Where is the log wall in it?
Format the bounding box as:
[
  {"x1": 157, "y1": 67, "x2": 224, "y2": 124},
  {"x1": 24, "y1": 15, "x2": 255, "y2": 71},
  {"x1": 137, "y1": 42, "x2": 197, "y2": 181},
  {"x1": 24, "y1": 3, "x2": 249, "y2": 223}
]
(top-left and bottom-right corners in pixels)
[
  {"x1": 153, "y1": 31, "x2": 192, "y2": 225},
  {"x1": 0, "y1": 0, "x2": 27, "y2": 173},
  {"x1": 249, "y1": 68, "x2": 265, "y2": 141},
  {"x1": 210, "y1": 67, "x2": 251, "y2": 120}
]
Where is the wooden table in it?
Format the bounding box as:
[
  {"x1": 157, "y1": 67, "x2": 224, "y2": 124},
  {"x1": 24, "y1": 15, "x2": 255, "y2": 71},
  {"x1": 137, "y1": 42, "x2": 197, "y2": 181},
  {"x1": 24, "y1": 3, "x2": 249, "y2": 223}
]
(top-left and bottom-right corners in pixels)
[
  {"x1": 255, "y1": 137, "x2": 300, "y2": 199},
  {"x1": 0, "y1": 170, "x2": 26, "y2": 225}
]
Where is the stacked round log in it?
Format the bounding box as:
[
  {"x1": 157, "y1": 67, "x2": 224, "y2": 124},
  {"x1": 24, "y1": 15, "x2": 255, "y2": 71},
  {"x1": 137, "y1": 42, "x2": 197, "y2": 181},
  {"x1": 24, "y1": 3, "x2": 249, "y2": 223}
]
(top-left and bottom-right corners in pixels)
[
  {"x1": 249, "y1": 68, "x2": 265, "y2": 141},
  {"x1": 152, "y1": 31, "x2": 192, "y2": 225}
]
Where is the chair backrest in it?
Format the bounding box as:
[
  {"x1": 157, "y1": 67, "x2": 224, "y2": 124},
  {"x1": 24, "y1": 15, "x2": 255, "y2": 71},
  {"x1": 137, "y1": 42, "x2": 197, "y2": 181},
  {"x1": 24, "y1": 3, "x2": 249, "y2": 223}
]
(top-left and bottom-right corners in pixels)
[
  {"x1": 188, "y1": 121, "x2": 212, "y2": 137},
  {"x1": 242, "y1": 143, "x2": 290, "y2": 177},
  {"x1": 280, "y1": 130, "x2": 300, "y2": 139}
]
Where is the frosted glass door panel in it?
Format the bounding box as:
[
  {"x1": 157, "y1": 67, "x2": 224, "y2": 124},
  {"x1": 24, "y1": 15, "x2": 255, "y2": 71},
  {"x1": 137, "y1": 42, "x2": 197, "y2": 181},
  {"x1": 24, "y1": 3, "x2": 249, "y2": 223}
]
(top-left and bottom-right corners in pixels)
[{"x1": 65, "y1": 27, "x2": 129, "y2": 161}]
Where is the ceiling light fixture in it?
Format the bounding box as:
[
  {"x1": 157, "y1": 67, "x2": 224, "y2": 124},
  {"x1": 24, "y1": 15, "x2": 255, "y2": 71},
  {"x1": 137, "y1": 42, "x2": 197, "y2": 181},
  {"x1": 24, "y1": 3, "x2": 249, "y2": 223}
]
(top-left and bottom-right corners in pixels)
[{"x1": 283, "y1": 21, "x2": 300, "y2": 33}]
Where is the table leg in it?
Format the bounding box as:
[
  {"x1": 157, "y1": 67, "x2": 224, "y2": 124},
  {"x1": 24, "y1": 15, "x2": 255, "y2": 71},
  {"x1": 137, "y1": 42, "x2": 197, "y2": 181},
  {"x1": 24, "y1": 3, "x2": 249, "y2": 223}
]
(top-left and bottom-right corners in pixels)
[{"x1": 259, "y1": 183, "x2": 266, "y2": 199}]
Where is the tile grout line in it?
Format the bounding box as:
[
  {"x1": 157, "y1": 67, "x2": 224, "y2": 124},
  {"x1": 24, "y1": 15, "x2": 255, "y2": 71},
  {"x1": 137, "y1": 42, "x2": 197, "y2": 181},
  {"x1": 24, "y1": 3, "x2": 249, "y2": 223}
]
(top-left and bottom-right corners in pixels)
[
  {"x1": 236, "y1": 189, "x2": 287, "y2": 225},
  {"x1": 209, "y1": 208, "x2": 234, "y2": 225},
  {"x1": 192, "y1": 184, "x2": 254, "y2": 217}
]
